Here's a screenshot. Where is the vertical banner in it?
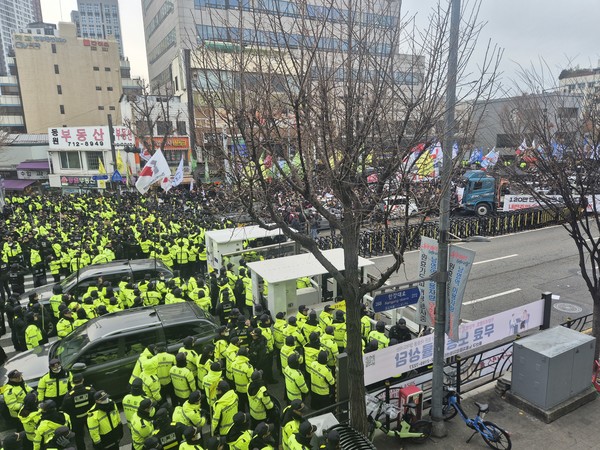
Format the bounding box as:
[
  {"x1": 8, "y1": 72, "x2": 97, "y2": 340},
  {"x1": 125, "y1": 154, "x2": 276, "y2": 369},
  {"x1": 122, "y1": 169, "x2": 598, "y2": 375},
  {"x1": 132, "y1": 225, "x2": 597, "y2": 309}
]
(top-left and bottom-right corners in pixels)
[
  {"x1": 447, "y1": 246, "x2": 476, "y2": 340},
  {"x1": 417, "y1": 237, "x2": 438, "y2": 326},
  {"x1": 416, "y1": 236, "x2": 476, "y2": 339}
]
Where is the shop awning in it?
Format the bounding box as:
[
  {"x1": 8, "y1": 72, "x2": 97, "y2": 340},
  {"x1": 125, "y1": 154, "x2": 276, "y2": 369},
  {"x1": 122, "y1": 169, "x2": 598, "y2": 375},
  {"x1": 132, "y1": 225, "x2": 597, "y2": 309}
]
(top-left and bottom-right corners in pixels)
[
  {"x1": 3, "y1": 179, "x2": 37, "y2": 191},
  {"x1": 16, "y1": 160, "x2": 49, "y2": 171}
]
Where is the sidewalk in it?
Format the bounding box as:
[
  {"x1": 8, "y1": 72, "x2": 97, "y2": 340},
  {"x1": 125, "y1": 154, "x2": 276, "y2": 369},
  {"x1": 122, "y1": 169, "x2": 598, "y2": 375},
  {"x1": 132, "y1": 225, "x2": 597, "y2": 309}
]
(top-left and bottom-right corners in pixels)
[{"x1": 373, "y1": 382, "x2": 599, "y2": 450}]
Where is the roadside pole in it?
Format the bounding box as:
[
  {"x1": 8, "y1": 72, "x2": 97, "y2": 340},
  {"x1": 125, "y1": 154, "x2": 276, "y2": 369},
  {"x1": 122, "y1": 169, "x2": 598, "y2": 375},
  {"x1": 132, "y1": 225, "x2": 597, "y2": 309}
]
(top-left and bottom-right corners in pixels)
[{"x1": 107, "y1": 114, "x2": 121, "y2": 203}]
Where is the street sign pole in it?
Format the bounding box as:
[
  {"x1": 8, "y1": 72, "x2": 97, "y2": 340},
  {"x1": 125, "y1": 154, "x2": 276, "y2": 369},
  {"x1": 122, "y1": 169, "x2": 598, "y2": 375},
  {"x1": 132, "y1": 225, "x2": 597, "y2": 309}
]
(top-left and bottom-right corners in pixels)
[{"x1": 107, "y1": 114, "x2": 121, "y2": 202}]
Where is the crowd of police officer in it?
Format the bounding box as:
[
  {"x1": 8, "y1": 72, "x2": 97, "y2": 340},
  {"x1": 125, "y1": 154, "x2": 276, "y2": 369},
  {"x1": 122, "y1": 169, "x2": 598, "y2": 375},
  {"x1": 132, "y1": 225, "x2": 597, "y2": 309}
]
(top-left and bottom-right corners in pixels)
[{"x1": 0, "y1": 191, "x2": 415, "y2": 449}]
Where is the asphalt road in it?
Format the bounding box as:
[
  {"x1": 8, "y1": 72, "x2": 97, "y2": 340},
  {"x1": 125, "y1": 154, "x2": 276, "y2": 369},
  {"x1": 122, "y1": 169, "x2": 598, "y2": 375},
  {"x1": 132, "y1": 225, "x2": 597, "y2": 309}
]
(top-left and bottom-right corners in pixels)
[{"x1": 367, "y1": 224, "x2": 595, "y2": 326}]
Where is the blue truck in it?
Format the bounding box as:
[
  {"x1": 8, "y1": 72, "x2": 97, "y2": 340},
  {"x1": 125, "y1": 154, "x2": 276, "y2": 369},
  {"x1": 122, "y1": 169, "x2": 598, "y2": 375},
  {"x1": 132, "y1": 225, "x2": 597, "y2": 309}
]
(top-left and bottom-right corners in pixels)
[{"x1": 457, "y1": 170, "x2": 509, "y2": 216}]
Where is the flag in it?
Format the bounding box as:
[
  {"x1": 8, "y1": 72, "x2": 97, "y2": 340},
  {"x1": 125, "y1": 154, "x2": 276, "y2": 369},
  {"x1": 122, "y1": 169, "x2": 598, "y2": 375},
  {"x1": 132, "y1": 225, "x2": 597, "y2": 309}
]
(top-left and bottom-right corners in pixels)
[
  {"x1": 516, "y1": 139, "x2": 527, "y2": 156},
  {"x1": 172, "y1": 156, "x2": 184, "y2": 187},
  {"x1": 480, "y1": 148, "x2": 499, "y2": 170},
  {"x1": 551, "y1": 140, "x2": 564, "y2": 160},
  {"x1": 468, "y1": 148, "x2": 483, "y2": 164},
  {"x1": 116, "y1": 151, "x2": 126, "y2": 173},
  {"x1": 98, "y1": 158, "x2": 107, "y2": 174},
  {"x1": 135, "y1": 149, "x2": 172, "y2": 194},
  {"x1": 452, "y1": 142, "x2": 459, "y2": 160},
  {"x1": 139, "y1": 143, "x2": 152, "y2": 161},
  {"x1": 415, "y1": 149, "x2": 434, "y2": 177},
  {"x1": 430, "y1": 141, "x2": 443, "y2": 166},
  {"x1": 404, "y1": 142, "x2": 427, "y2": 168}
]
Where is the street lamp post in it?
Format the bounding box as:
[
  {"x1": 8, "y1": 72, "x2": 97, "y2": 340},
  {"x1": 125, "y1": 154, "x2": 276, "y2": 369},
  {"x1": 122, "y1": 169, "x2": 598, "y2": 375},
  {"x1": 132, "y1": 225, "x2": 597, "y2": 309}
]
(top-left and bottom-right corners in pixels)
[{"x1": 431, "y1": 0, "x2": 461, "y2": 438}]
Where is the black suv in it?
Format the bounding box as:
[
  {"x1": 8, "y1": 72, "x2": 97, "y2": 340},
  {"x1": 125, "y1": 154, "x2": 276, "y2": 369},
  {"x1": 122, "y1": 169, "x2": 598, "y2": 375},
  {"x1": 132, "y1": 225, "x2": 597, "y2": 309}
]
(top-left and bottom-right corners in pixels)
[
  {"x1": 0, "y1": 303, "x2": 217, "y2": 399},
  {"x1": 19, "y1": 259, "x2": 173, "y2": 304}
]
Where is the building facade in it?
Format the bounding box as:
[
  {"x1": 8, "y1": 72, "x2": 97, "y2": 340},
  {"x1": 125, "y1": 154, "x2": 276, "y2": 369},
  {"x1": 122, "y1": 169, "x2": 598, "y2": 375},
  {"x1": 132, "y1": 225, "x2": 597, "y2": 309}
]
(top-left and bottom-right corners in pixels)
[
  {"x1": 142, "y1": 0, "x2": 403, "y2": 88},
  {"x1": 71, "y1": 0, "x2": 125, "y2": 59},
  {"x1": 559, "y1": 65, "x2": 600, "y2": 98},
  {"x1": 13, "y1": 22, "x2": 123, "y2": 133},
  {"x1": 0, "y1": 0, "x2": 39, "y2": 76},
  {"x1": 471, "y1": 93, "x2": 584, "y2": 154}
]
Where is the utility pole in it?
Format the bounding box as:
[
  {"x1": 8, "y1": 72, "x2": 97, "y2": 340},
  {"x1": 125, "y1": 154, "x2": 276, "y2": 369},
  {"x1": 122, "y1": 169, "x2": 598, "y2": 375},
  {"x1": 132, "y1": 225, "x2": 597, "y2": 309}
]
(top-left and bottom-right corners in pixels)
[
  {"x1": 184, "y1": 49, "x2": 197, "y2": 177},
  {"x1": 431, "y1": 0, "x2": 460, "y2": 438},
  {"x1": 107, "y1": 114, "x2": 121, "y2": 203}
]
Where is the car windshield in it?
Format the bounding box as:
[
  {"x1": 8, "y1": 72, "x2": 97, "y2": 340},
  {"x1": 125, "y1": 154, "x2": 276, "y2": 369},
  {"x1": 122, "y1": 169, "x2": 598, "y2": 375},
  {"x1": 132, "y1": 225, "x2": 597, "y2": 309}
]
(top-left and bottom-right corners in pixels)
[
  {"x1": 54, "y1": 326, "x2": 90, "y2": 367},
  {"x1": 59, "y1": 271, "x2": 82, "y2": 292}
]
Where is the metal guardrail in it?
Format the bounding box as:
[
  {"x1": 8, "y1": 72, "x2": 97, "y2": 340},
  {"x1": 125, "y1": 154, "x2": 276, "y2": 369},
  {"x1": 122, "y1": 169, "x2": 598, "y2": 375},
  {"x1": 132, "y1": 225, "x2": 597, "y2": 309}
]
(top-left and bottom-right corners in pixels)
[{"x1": 317, "y1": 208, "x2": 566, "y2": 257}]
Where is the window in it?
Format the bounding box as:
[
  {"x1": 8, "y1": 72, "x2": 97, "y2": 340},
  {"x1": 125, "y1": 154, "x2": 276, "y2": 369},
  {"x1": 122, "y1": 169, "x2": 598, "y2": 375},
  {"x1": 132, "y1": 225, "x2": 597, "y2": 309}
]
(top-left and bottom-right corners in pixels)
[
  {"x1": 51, "y1": 43, "x2": 56, "y2": 53},
  {"x1": 558, "y1": 107, "x2": 578, "y2": 119},
  {"x1": 156, "y1": 121, "x2": 171, "y2": 135},
  {"x1": 86, "y1": 151, "x2": 104, "y2": 170},
  {"x1": 109, "y1": 106, "x2": 115, "y2": 111},
  {"x1": 78, "y1": 339, "x2": 120, "y2": 366},
  {"x1": 164, "y1": 321, "x2": 216, "y2": 348},
  {"x1": 96, "y1": 86, "x2": 102, "y2": 91},
  {"x1": 146, "y1": 1, "x2": 174, "y2": 38},
  {"x1": 105, "y1": 67, "x2": 111, "y2": 71},
  {"x1": 148, "y1": 28, "x2": 176, "y2": 64},
  {"x1": 177, "y1": 121, "x2": 187, "y2": 135},
  {"x1": 57, "y1": 85, "x2": 62, "y2": 95},
  {"x1": 107, "y1": 86, "x2": 113, "y2": 91},
  {"x1": 124, "y1": 331, "x2": 159, "y2": 358},
  {"x1": 59, "y1": 152, "x2": 81, "y2": 169},
  {"x1": 93, "y1": 66, "x2": 99, "y2": 71},
  {"x1": 54, "y1": 64, "x2": 59, "y2": 74},
  {"x1": 91, "y1": 46, "x2": 97, "y2": 51},
  {"x1": 98, "y1": 106, "x2": 105, "y2": 110},
  {"x1": 59, "y1": 105, "x2": 65, "y2": 114}
]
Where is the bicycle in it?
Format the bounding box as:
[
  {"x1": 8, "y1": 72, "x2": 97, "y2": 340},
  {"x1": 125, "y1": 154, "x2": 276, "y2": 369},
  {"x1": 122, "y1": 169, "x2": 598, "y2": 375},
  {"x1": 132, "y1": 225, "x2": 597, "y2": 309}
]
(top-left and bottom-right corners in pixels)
[
  {"x1": 440, "y1": 386, "x2": 512, "y2": 450},
  {"x1": 366, "y1": 393, "x2": 432, "y2": 443}
]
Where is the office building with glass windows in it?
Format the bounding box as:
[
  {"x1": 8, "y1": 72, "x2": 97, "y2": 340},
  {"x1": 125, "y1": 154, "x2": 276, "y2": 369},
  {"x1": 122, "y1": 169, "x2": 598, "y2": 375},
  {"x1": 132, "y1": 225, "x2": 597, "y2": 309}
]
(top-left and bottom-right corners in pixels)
[
  {"x1": 0, "y1": 0, "x2": 41, "y2": 76},
  {"x1": 142, "y1": 0, "x2": 408, "y2": 89},
  {"x1": 71, "y1": 0, "x2": 124, "y2": 59}
]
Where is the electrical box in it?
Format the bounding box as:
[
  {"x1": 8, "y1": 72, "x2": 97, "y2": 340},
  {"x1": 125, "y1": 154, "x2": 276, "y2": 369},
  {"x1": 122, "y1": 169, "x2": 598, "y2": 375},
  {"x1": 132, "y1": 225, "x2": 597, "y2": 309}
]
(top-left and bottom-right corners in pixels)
[{"x1": 512, "y1": 326, "x2": 595, "y2": 410}]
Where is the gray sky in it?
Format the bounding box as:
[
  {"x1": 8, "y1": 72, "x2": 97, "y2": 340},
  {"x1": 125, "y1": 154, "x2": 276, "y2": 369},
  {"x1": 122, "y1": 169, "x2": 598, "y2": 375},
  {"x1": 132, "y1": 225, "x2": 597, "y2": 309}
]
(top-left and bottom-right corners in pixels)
[{"x1": 43, "y1": 0, "x2": 600, "y2": 87}]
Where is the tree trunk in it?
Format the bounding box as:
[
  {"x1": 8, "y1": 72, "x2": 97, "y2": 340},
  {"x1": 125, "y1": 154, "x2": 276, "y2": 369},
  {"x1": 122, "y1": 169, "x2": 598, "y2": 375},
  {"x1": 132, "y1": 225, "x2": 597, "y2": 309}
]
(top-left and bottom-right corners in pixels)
[{"x1": 341, "y1": 227, "x2": 368, "y2": 434}]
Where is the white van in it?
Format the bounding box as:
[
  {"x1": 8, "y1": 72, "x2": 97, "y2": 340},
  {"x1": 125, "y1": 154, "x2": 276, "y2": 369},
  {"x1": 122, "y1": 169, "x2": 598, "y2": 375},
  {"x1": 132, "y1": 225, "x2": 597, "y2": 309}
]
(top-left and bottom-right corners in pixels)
[{"x1": 382, "y1": 196, "x2": 419, "y2": 218}]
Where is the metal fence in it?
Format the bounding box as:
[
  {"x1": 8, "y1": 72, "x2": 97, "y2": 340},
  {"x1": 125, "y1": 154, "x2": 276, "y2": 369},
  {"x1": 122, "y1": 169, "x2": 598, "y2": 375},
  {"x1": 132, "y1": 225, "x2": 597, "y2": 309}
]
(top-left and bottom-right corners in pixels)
[
  {"x1": 316, "y1": 208, "x2": 565, "y2": 257},
  {"x1": 322, "y1": 310, "x2": 593, "y2": 432}
]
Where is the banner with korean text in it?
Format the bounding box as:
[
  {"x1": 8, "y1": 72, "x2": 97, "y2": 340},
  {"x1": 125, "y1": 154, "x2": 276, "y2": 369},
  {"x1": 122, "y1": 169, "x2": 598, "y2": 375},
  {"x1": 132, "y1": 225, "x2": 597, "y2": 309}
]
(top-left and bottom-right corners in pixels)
[
  {"x1": 416, "y1": 236, "x2": 476, "y2": 340},
  {"x1": 49, "y1": 126, "x2": 111, "y2": 150},
  {"x1": 363, "y1": 299, "x2": 544, "y2": 385}
]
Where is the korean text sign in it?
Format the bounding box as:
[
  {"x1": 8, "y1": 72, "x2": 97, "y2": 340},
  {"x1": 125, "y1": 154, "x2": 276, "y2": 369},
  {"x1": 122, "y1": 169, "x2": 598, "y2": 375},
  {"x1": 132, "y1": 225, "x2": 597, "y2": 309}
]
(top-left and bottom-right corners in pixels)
[{"x1": 363, "y1": 299, "x2": 544, "y2": 385}]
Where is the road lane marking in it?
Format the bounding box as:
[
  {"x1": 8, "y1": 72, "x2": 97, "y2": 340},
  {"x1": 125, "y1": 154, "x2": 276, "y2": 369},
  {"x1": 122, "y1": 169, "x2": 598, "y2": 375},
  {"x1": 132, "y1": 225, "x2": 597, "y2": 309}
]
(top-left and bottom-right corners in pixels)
[
  {"x1": 473, "y1": 254, "x2": 518, "y2": 265},
  {"x1": 463, "y1": 288, "x2": 521, "y2": 306}
]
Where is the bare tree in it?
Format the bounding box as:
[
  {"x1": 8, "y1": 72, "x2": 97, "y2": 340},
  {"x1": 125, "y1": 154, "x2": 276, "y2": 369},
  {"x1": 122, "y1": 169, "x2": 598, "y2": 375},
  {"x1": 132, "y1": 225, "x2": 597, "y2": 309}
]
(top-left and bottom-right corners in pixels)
[
  {"x1": 497, "y1": 65, "x2": 600, "y2": 357},
  {"x1": 123, "y1": 80, "x2": 183, "y2": 155},
  {"x1": 192, "y1": 0, "x2": 499, "y2": 431}
]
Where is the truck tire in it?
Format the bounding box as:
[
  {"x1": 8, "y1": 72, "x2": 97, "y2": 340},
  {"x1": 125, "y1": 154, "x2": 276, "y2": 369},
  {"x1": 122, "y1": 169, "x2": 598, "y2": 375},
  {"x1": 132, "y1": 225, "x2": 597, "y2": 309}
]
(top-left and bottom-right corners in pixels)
[{"x1": 475, "y1": 203, "x2": 490, "y2": 216}]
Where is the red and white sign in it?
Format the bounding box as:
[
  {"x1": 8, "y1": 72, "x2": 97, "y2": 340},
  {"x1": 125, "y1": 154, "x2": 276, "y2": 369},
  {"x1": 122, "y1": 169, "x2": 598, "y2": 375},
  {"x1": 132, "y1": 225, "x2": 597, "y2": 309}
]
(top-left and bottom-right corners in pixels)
[
  {"x1": 83, "y1": 39, "x2": 109, "y2": 47},
  {"x1": 113, "y1": 126, "x2": 134, "y2": 146},
  {"x1": 502, "y1": 194, "x2": 563, "y2": 211},
  {"x1": 49, "y1": 127, "x2": 111, "y2": 150}
]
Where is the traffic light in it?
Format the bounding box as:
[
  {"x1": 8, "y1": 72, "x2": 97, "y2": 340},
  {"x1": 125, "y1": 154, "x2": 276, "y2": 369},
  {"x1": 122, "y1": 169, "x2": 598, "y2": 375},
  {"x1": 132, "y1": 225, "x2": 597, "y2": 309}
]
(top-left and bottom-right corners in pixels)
[{"x1": 123, "y1": 145, "x2": 140, "y2": 154}]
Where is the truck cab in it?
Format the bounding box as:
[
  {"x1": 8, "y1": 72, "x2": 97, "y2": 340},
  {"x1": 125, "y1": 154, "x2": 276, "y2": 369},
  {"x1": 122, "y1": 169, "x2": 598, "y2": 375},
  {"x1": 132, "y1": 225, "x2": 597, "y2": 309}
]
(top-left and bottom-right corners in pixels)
[{"x1": 459, "y1": 170, "x2": 498, "y2": 216}]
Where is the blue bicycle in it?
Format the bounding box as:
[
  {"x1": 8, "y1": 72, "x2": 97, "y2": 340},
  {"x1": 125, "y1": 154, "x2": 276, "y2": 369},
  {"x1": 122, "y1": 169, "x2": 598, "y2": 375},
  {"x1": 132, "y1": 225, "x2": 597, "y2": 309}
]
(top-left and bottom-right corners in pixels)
[{"x1": 441, "y1": 386, "x2": 512, "y2": 450}]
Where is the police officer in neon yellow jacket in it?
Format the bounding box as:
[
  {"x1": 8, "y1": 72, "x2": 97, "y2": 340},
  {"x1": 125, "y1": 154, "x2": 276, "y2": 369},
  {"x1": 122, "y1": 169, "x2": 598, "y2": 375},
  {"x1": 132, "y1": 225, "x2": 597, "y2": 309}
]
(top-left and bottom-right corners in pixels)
[
  {"x1": 87, "y1": 391, "x2": 123, "y2": 450},
  {"x1": 211, "y1": 380, "x2": 238, "y2": 437}
]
